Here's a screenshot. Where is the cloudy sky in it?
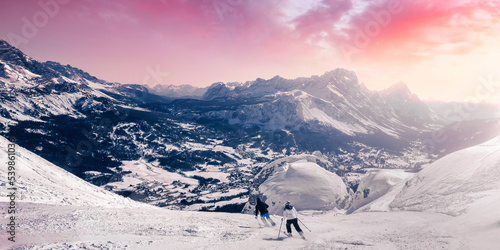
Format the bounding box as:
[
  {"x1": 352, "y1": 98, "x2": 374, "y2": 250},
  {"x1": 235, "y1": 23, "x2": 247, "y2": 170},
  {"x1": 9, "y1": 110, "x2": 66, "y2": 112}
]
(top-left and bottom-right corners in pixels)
[{"x1": 1, "y1": 0, "x2": 499, "y2": 103}]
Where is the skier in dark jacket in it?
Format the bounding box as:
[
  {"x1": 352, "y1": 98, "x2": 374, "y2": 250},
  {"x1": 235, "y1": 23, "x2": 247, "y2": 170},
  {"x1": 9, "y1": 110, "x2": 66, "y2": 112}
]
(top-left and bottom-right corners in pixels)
[
  {"x1": 283, "y1": 201, "x2": 303, "y2": 237},
  {"x1": 254, "y1": 197, "x2": 276, "y2": 226}
]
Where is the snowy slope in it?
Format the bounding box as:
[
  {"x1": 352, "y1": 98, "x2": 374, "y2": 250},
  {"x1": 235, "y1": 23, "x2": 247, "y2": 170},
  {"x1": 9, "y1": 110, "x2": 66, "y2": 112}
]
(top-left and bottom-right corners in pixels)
[
  {"x1": 245, "y1": 155, "x2": 351, "y2": 215},
  {"x1": 448, "y1": 186, "x2": 500, "y2": 249},
  {"x1": 391, "y1": 136, "x2": 500, "y2": 216},
  {"x1": 4, "y1": 202, "x2": 475, "y2": 250},
  {"x1": 0, "y1": 135, "x2": 145, "y2": 207},
  {"x1": 348, "y1": 169, "x2": 414, "y2": 214},
  {"x1": 388, "y1": 136, "x2": 500, "y2": 249}
]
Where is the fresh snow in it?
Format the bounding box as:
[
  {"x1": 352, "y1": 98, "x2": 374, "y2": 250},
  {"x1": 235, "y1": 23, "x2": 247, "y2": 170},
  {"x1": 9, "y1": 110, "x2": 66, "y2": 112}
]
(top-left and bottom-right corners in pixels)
[
  {"x1": 349, "y1": 169, "x2": 414, "y2": 213},
  {"x1": 391, "y1": 136, "x2": 500, "y2": 216},
  {"x1": 4, "y1": 203, "x2": 470, "y2": 250},
  {"x1": 389, "y1": 136, "x2": 500, "y2": 249},
  {"x1": 249, "y1": 156, "x2": 352, "y2": 215}
]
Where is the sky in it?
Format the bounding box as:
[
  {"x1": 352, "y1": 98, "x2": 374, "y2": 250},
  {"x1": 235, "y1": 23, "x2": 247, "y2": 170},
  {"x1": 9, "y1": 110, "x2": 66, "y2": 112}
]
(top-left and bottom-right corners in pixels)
[{"x1": 0, "y1": 0, "x2": 499, "y2": 103}]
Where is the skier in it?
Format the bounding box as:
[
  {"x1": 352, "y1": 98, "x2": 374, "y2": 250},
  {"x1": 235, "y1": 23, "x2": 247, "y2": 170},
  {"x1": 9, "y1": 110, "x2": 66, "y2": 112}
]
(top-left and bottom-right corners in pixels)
[
  {"x1": 283, "y1": 201, "x2": 304, "y2": 238},
  {"x1": 254, "y1": 197, "x2": 276, "y2": 226}
]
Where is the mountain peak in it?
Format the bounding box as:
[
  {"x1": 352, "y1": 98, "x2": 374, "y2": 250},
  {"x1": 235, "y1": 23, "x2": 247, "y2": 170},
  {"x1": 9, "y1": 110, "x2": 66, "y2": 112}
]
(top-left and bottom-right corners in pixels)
[
  {"x1": 0, "y1": 39, "x2": 32, "y2": 66},
  {"x1": 0, "y1": 39, "x2": 12, "y2": 48},
  {"x1": 321, "y1": 68, "x2": 357, "y2": 80},
  {"x1": 0, "y1": 39, "x2": 17, "y2": 50},
  {"x1": 0, "y1": 40, "x2": 60, "y2": 79},
  {"x1": 320, "y1": 68, "x2": 360, "y2": 91},
  {"x1": 270, "y1": 75, "x2": 283, "y2": 80},
  {"x1": 202, "y1": 82, "x2": 233, "y2": 100},
  {"x1": 382, "y1": 82, "x2": 411, "y2": 97}
]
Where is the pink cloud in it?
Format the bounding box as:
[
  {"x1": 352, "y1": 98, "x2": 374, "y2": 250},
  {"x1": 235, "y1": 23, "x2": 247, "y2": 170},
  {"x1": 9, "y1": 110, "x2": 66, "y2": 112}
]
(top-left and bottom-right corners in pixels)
[
  {"x1": 323, "y1": 0, "x2": 500, "y2": 63},
  {"x1": 292, "y1": 0, "x2": 353, "y2": 39},
  {"x1": 0, "y1": 0, "x2": 498, "y2": 91}
]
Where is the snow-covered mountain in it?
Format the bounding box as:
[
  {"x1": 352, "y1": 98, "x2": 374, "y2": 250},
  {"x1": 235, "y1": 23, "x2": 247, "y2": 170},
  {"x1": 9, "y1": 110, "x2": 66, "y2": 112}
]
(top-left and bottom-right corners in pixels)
[
  {"x1": 200, "y1": 69, "x2": 440, "y2": 139},
  {"x1": 380, "y1": 82, "x2": 441, "y2": 125},
  {"x1": 0, "y1": 40, "x2": 447, "y2": 212},
  {"x1": 0, "y1": 135, "x2": 143, "y2": 207},
  {"x1": 149, "y1": 84, "x2": 207, "y2": 98},
  {"x1": 0, "y1": 40, "x2": 173, "y2": 128},
  {"x1": 0, "y1": 40, "x2": 121, "y2": 126},
  {"x1": 423, "y1": 117, "x2": 500, "y2": 156}
]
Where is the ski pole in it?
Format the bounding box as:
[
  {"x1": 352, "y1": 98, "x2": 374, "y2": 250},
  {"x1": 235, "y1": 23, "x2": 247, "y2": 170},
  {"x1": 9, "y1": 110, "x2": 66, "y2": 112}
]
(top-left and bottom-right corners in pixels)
[
  {"x1": 298, "y1": 218, "x2": 311, "y2": 232},
  {"x1": 277, "y1": 218, "x2": 283, "y2": 238}
]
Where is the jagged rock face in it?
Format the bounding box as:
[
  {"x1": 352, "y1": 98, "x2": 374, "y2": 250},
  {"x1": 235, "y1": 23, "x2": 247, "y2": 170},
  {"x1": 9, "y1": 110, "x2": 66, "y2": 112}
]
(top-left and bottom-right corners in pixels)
[
  {"x1": 380, "y1": 82, "x2": 437, "y2": 125},
  {"x1": 0, "y1": 40, "x2": 57, "y2": 78},
  {"x1": 200, "y1": 69, "x2": 439, "y2": 139},
  {"x1": 0, "y1": 40, "x2": 135, "y2": 122},
  {"x1": 202, "y1": 69, "x2": 360, "y2": 101},
  {"x1": 44, "y1": 61, "x2": 109, "y2": 84}
]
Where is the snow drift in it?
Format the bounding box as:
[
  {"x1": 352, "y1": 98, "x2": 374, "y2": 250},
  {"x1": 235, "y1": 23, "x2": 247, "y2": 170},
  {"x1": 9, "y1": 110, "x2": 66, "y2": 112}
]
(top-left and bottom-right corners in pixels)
[
  {"x1": 0, "y1": 135, "x2": 144, "y2": 208},
  {"x1": 348, "y1": 169, "x2": 413, "y2": 214},
  {"x1": 245, "y1": 154, "x2": 351, "y2": 215},
  {"x1": 391, "y1": 136, "x2": 500, "y2": 216}
]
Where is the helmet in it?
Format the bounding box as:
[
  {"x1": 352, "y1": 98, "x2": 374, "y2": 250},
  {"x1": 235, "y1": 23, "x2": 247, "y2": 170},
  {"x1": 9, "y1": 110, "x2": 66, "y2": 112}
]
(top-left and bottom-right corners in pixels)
[{"x1": 285, "y1": 200, "x2": 290, "y2": 205}]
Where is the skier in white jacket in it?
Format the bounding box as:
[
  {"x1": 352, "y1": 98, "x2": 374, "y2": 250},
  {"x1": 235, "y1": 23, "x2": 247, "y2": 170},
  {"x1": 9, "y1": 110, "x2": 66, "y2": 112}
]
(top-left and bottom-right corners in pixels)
[{"x1": 282, "y1": 201, "x2": 303, "y2": 237}]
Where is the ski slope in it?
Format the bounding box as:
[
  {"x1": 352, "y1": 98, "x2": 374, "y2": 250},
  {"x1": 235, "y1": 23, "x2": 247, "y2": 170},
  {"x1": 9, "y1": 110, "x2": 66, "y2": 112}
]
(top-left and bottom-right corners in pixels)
[
  {"x1": 3, "y1": 203, "x2": 468, "y2": 250},
  {"x1": 1, "y1": 135, "x2": 499, "y2": 249},
  {"x1": 391, "y1": 136, "x2": 500, "y2": 248},
  {"x1": 391, "y1": 136, "x2": 500, "y2": 215}
]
